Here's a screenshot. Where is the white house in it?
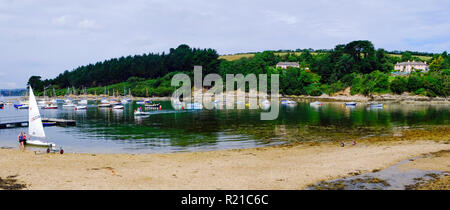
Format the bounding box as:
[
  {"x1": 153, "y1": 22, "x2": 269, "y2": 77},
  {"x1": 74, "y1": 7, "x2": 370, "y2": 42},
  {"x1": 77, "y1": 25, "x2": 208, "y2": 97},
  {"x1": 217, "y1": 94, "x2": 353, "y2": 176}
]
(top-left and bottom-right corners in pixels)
[
  {"x1": 276, "y1": 62, "x2": 300, "y2": 69},
  {"x1": 394, "y1": 60, "x2": 428, "y2": 73}
]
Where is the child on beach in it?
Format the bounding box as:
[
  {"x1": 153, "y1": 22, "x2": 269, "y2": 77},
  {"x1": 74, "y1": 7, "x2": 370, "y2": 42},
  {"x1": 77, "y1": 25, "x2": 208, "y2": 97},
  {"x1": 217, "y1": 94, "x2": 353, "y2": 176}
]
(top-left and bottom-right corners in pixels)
[{"x1": 18, "y1": 132, "x2": 27, "y2": 151}]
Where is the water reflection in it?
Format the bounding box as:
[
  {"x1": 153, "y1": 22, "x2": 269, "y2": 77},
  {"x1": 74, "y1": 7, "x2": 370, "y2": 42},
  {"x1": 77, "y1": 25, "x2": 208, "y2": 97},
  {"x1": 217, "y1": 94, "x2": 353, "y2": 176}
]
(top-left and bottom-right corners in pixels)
[{"x1": 0, "y1": 100, "x2": 448, "y2": 153}]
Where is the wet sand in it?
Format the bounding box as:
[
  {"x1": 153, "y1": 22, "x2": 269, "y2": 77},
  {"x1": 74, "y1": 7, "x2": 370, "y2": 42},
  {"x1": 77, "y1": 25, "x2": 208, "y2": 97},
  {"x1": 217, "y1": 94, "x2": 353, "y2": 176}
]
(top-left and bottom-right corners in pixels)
[{"x1": 0, "y1": 138, "x2": 449, "y2": 190}]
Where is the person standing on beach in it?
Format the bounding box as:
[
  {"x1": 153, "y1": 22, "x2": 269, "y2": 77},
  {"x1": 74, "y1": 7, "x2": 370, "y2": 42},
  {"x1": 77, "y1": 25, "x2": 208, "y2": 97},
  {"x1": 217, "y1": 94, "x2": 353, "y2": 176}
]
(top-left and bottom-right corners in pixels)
[{"x1": 18, "y1": 132, "x2": 27, "y2": 151}]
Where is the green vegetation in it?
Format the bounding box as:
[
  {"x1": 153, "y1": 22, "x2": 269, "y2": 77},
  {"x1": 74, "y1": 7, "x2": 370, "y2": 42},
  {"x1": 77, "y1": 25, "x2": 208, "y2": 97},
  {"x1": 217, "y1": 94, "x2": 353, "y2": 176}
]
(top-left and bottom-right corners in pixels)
[{"x1": 28, "y1": 41, "x2": 450, "y2": 97}]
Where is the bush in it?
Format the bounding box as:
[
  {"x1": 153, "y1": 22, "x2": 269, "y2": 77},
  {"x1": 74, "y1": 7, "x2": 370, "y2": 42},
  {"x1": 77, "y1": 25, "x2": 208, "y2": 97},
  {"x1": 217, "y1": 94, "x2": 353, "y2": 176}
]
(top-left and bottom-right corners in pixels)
[
  {"x1": 305, "y1": 83, "x2": 322, "y2": 96},
  {"x1": 390, "y1": 77, "x2": 408, "y2": 94},
  {"x1": 414, "y1": 88, "x2": 426, "y2": 96}
]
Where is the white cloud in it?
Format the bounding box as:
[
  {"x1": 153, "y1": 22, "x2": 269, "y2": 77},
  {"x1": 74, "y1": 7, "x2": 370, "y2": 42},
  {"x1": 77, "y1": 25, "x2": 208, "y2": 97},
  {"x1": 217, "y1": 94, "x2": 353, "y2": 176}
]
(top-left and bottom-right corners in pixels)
[
  {"x1": 263, "y1": 10, "x2": 299, "y2": 25},
  {"x1": 77, "y1": 19, "x2": 97, "y2": 29},
  {"x1": 51, "y1": 15, "x2": 70, "y2": 26}
]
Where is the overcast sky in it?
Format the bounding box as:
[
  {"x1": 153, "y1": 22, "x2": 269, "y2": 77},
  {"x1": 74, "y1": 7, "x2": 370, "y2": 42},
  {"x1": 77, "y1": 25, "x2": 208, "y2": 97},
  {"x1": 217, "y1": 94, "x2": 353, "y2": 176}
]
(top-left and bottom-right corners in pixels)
[{"x1": 0, "y1": 0, "x2": 449, "y2": 89}]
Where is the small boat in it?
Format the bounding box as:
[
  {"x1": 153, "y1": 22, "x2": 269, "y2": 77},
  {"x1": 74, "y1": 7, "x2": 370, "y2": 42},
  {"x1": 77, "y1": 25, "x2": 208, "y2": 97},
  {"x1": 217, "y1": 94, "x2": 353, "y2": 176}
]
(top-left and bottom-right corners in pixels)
[
  {"x1": 42, "y1": 104, "x2": 58, "y2": 109},
  {"x1": 145, "y1": 103, "x2": 161, "y2": 109},
  {"x1": 369, "y1": 103, "x2": 384, "y2": 108},
  {"x1": 280, "y1": 99, "x2": 297, "y2": 105},
  {"x1": 109, "y1": 100, "x2": 120, "y2": 105},
  {"x1": 16, "y1": 104, "x2": 29, "y2": 109},
  {"x1": 136, "y1": 101, "x2": 145, "y2": 105},
  {"x1": 185, "y1": 103, "x2": 203, "y2": 110},
  {"x1": 134, "y1": 110, "x2": 151, "y2": 116},
  {"x1": 98, "y1": 103, "x2": 111, "y2": 108},
  {"x1": 26, "y1": 87, "x2": 57, "y2": 148},
  {"x1": 120, "y1": 99, "x2": 129, "y2": 104},
  {"x1": 98, "y1": 98, "x2": 111, "y2": 107},
  {"x1": 112, "y1": 105, "x2": 124, "y2": 110},
  {"x1": 62, "y1": 103, "x2": 76, "y2": 107},
  {"x1": 75, "y1": 105, "x2": 87, "y2": 110},
  {"x1": 78, "y1": 99, "x2": 88, "y2": 105},
  {"x1": 345, "y1": 102, "x2": 357, "y2": 106},
  {"x1": 42, "y1": 122, "x2": 57, "y2": 127},
  {"x1": 310, "y1": 101, "x2": 323, "y2": 107},
  {"x1": 260, "y1": 99, "x2": 271, "y2": 110}
]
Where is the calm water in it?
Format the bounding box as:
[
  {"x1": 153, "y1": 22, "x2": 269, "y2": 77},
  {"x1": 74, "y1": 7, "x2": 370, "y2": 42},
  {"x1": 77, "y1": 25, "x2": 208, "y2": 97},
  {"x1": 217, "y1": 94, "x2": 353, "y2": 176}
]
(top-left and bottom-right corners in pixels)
[{"x1": 0, "y1": 99, "x2": 449, "y2": 154}]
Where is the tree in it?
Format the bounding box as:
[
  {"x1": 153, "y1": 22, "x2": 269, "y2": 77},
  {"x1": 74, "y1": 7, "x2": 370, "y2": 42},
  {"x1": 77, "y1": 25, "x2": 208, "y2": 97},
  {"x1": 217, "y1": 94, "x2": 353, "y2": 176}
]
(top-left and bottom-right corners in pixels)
[
  {"x1": 429, "y1": 56, "x2": 445, "y2": 72},
  {"x1": 27, "y1": 76, "x2": 44, "y2": 91},
  {"x1": 390, "y1": 77, "x2": 408, "y2": 94}
]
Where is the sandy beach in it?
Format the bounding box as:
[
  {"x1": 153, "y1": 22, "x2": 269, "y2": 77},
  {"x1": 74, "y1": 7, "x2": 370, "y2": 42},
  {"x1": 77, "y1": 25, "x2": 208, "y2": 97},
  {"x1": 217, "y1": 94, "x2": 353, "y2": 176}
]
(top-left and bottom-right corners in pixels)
[{"x1": 1, "y1": 126, "x2": 449, "y2": 190}]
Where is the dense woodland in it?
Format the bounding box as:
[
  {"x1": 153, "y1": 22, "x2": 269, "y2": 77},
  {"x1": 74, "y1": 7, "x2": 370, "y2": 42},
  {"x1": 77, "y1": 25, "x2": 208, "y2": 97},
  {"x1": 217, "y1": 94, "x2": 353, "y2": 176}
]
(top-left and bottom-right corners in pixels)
[{"x1": 28, "y1": 40, "x2": 450, "y2": 97}]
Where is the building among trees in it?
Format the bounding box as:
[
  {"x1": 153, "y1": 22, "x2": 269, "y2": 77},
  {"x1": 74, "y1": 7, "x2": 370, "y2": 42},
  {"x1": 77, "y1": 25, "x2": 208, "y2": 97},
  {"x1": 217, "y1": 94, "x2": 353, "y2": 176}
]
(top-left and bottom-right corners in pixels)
[
  {"x1": 276, "y1": 62, "x2": 300, "y2": 69},
  {"x1": 394, "y1": 60, "x2": 428, "y2": 73}
]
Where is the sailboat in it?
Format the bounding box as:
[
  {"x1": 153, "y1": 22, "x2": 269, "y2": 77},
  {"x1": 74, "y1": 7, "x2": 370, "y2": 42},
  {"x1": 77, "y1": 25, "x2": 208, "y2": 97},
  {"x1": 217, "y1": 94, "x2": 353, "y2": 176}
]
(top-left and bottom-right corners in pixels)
[
  {"x1": 78, "y1": 87, "x2": 88, "y2": 105},
  {"x1": 26, "y1": 87, "x2": 56, "y2": 148}
]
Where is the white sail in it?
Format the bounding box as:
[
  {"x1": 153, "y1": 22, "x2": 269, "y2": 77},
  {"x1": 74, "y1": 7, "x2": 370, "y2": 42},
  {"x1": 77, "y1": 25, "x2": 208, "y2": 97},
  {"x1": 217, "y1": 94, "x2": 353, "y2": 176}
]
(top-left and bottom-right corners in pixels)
[{"x1": 28, "y1": 87, "x2": 46, "y2": 138}]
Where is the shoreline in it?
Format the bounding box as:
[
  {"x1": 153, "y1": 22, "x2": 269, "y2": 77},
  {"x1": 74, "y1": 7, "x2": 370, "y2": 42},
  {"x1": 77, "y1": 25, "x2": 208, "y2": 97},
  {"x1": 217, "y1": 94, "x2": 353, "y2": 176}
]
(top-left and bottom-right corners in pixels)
[
  {"x1": 9, "y1": 90, "x2": 449, "y2": 104},
  {"x1": 1, "y1": 127, "x2": 448, "y2": 190}
]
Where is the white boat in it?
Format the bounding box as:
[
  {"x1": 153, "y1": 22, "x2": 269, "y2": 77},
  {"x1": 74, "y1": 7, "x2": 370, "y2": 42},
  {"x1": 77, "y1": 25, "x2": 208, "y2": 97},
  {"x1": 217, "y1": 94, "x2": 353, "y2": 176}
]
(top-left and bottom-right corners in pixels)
[
  {"x1": 98, "y1": 102, "x2": 111, "y2": 108},
  {"x1": 78, "y1": 99, "x2": 88, "y2": 105},
  {"x1": 310, "y1": 101, "x2": 323, "y2": 107},
  {"x1": 120, "y1": 99, "x2": 129, "y2": 104},
  {"x1": 26, "y1": 87, "x2": 56, "y2": 148},
  {"x1": 260, "y1": 99, "x2": 271, "y2": 110},
  {"x1": 136, "y1": 101, "x2": 145, "y2": 105},
  {"x1": 75, "y1": 105, "x2": 87, "y2": 110},
  {"x1": 134, "y1": 110, "x2": 151, "y2": 116},
  {"x1": 280, "y1": 99, "x2": 297, "y2": 105},
  {"x1": 369, "y1": 103, "x2": 384, "y2": 108},
  {"x1": 112, "y1": 105, "x2": 124, "y2": 109},
  {"x1": 63, "y1": 103, "x2": 76, "y2": 107}
]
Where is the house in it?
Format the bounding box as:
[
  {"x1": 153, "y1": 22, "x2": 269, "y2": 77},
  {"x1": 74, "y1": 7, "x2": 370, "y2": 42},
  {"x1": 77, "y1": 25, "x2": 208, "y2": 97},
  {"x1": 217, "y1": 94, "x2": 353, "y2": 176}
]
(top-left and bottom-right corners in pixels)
[
  {"x1": 276, "y1": 62, "x2": 300, "y2": 69},
  {"x1": 394, "y1": 60, "x2": 428, "y2": 74}
]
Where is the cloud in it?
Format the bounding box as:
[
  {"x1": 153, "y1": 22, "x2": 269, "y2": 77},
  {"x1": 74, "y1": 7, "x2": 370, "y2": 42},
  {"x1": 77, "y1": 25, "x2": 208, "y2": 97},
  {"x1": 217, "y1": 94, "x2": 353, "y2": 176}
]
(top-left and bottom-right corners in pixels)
[
  {"x1": 0, "y1": 0, "x2": 449, "y2": 89},
  {"x1": 77, "y1": 19, "x2": 97, "y2": 29},
  {"x1": 263, "y1": 10, "x2": 299, "y2": 25},
  {"x1": 51, "y1": 15, "x2": 70, "y2": 26}
]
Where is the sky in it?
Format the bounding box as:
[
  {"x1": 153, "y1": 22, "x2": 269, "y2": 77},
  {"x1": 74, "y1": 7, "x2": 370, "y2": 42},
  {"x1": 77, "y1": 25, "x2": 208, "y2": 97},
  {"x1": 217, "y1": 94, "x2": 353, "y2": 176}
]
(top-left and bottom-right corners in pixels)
[{"x1": 0, "y1": 0, "x2": 449, "y2": 89}]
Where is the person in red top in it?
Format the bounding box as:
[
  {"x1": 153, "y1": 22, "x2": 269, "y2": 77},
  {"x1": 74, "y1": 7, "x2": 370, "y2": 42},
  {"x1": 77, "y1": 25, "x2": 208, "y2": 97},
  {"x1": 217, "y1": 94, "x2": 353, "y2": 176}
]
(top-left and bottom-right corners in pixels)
[{"x1": 18, "y1": 132, "x2": 28, "y2": 151}]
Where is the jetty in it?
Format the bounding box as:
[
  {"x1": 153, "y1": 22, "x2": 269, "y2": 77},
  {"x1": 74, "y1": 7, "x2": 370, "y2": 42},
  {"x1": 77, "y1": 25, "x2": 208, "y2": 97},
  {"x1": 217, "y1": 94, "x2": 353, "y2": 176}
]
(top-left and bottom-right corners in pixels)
[{"x1": 0, "y1": 118, "x2": 76, "y2": 129}]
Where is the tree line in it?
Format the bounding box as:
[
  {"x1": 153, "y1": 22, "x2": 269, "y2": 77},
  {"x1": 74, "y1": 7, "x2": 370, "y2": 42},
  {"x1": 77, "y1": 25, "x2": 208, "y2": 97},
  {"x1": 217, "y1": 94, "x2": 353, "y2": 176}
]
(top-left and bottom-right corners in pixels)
[{"x1": 28, "y1": 41, "x2": 450, "y2": 97}]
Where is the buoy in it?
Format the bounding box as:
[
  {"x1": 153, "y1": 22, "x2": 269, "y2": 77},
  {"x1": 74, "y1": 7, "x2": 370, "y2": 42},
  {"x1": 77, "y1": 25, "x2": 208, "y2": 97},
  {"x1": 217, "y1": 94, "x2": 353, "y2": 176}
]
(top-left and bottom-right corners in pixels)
[{"x1": 159, "y1": 105, "x2": 162, "y2": 110}]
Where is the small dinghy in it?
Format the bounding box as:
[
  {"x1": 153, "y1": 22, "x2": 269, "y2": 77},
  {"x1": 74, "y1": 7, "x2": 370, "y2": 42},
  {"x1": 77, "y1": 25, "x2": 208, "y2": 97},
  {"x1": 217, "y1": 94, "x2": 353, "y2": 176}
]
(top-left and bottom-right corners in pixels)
[
  {"x1": 281, "y1": 99, "x2": 297, "y2": 105},
  {"x1": 42, "y1": 104, "x2": 58, "y2": 109},
  {"x1": 369, "y1": 103, "x2": 384, "y2": 108},
  {"x1": 112, "y1": 105, "x2": 124, "y2": 110},
  {"x1": 345, "y1": 102, "x2": 357, "y2": 106},
  {"x1": 134, "y1": 110, "x2": 151, "y2": 116},
  {"x1": 310, "y1": 101, "x2": 323, "y2": 107},
  {"x1": 145, "y1": 103, "x2": 161, "y2": 109},
  {"x1": 26, "y1": 87, "x2": 60, "y2": 151},
  {"x1": 75, "y1": 105, "x2": 87, "y2": 110}
]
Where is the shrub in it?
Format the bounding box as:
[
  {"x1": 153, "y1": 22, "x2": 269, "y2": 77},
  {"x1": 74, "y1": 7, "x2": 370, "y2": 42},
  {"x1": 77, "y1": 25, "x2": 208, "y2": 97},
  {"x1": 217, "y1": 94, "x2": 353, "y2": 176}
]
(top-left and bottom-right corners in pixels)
[{"x1": 390, "y1": 77, "x2": 408, "y2": 94}]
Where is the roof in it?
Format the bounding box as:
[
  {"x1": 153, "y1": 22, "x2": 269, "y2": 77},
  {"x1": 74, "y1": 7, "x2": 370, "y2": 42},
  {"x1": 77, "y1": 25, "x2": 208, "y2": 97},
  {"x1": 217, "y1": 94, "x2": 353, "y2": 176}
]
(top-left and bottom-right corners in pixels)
[
  {"x1": 395, "y1": 61, "x2": 427, "y2": 66},
  {"x1": 276, "y1": 62, "x2": 299, "y2": 66}
]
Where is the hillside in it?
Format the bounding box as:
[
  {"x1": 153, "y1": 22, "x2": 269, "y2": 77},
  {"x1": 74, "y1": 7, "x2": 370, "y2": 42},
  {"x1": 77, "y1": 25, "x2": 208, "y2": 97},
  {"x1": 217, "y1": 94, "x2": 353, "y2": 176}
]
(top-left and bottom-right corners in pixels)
[{"x1": 28, "y1": 41, "x2": 449, "y2": 98}]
